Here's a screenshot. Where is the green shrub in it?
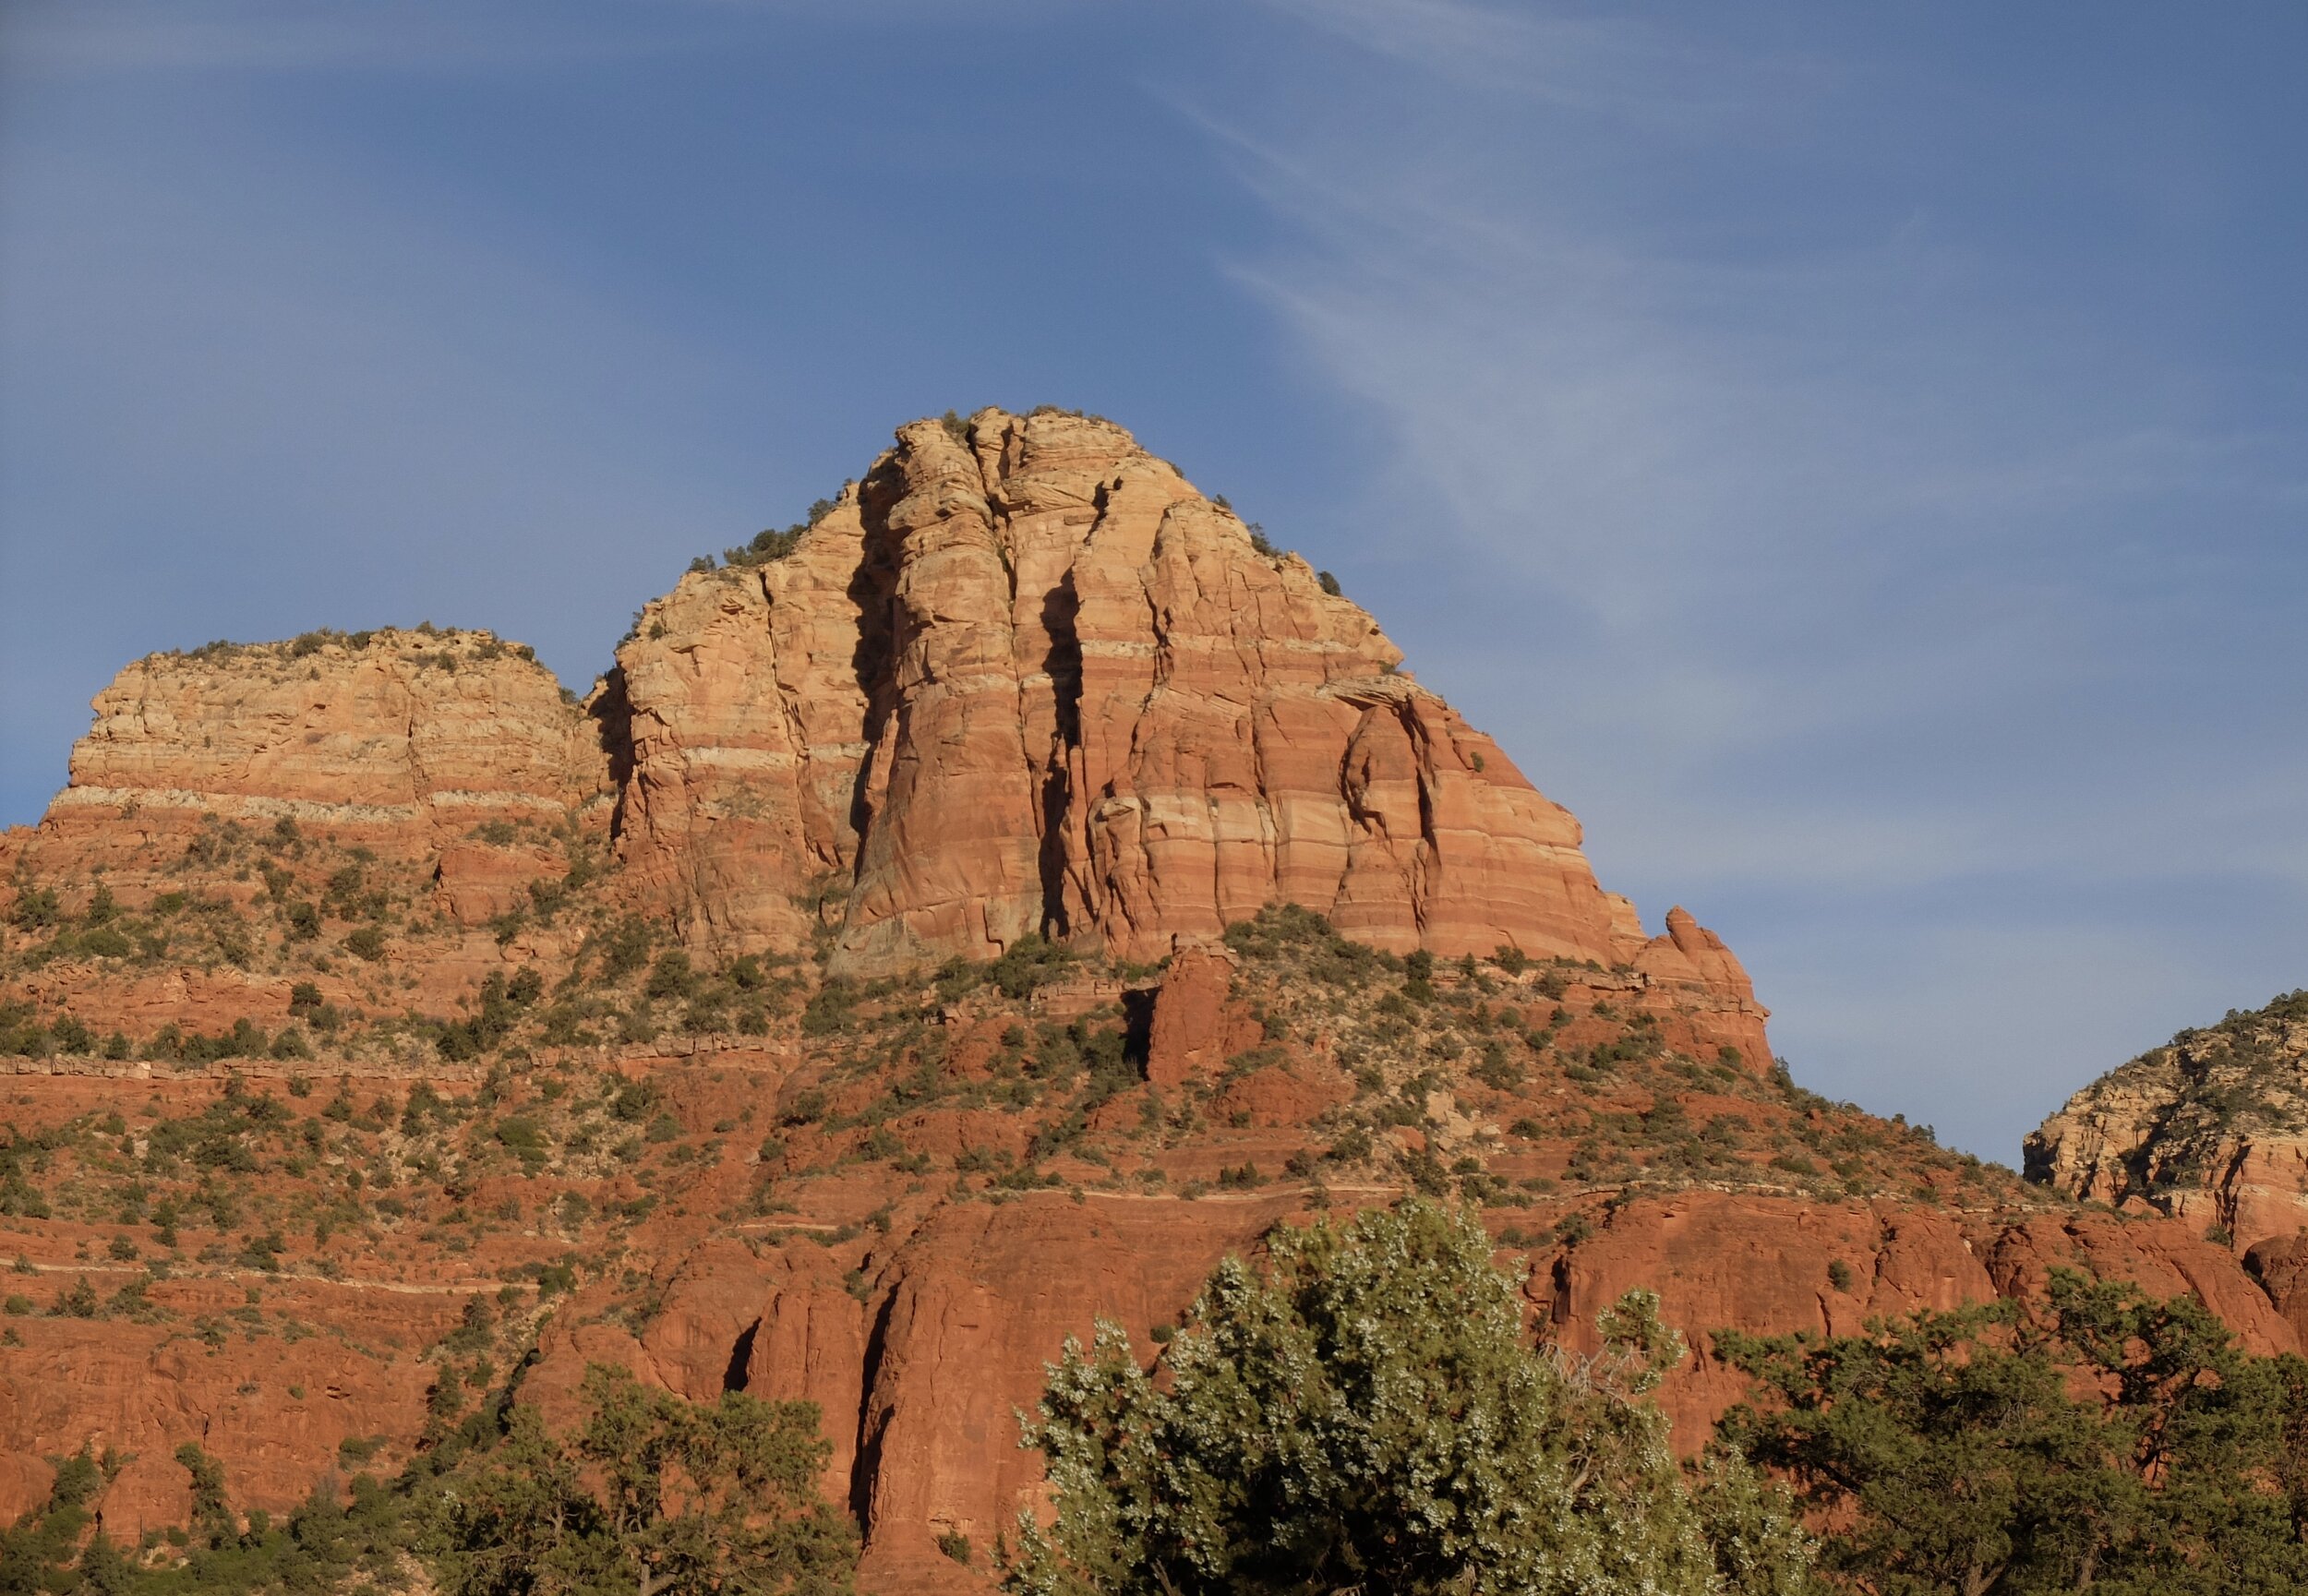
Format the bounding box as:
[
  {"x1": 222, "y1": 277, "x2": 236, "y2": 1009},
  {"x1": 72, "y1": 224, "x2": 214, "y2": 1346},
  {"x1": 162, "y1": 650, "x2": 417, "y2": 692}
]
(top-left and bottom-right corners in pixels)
[
  {"x1": 1472, "y1": 1039, "x2": 1522, "y2": 1092},
  {"x1": 1008, "y1": 1202, "x2": 1808, "y2": 1596},
  {"x1": 988, "y1": 933, "x2": 1075, "y2": 999},
  {"x1": 494, "y1": 1117, "x2": 549, "y2": 1166},
  {"x1": 1718, "y1": 1270, "x2": 2308, "y2": 1595},
  {"x1": 595, "y1": 918, "x2": 654, "y2": 981},
  {"x1": 799, "y1": 982, "x2": 858, "y2": 1036},
  {"x1": 78, "y1": 926, "x2": 134, "y2": 959},
  {"x1": 644, "y1": 950, "x2": 695, "y2": 1001},
  {"x1": 608, "y1": 1078, "x2": 661, "y2": 1123},
  {"x1": 9, "y1": 886, "x2": 61, "y2": 929}
]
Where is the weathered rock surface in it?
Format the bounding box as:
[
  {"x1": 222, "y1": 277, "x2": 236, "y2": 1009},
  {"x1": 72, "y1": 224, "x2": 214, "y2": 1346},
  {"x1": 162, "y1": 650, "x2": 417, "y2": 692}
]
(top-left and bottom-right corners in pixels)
[
  {"x1": 18, "y1": 629, "x2": 610, "y2": 924},
  {"x1": 2244, "y1": 1233, "x2": 2308, "y2": 1344},
  {"x1": 0, "y1": 1269, "x2": 456, "y2": 1534},
  {"x1": 1142, "y1": 944, "x2": 1258, "y2": 1087},
  {"x1": 606, "y1": 409, "x2": 1758, "y2": 1014},
  {"x1": 2027, "y1": 990, "x2": 2308, "y2": 1254}
]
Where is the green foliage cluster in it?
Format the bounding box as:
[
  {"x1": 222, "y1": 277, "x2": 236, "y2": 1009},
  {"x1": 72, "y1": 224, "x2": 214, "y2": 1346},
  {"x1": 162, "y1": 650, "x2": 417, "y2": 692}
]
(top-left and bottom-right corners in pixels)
[
  {"x1": 430, "y1": 1362, "x2": 856, "y2": 1596},
  {"x1": 1718, "y1": 1268, "x2": 2308, "y2": 1595},
  {"x1": 1221, "y1": 903, "x2": 1396, "y2": 989},
  {"x1": 715, "y1": 498, "x2": 839, "y2": 570},
  {"x1": 1007, "y1": 1200, "x2": 1812, "y2": 1596},
  {"x1": 435, "y1": 968, "x2": 546, "y2": 1062},
  {"x1": 0, "y1": 1366, "x2": 857, "y2": 1596}
]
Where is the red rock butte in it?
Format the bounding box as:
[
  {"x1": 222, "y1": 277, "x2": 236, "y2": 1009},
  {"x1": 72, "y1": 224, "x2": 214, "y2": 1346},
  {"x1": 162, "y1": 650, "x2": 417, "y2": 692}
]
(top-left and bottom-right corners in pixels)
[{"x1": 10, "y1": 406, "x2": 1772, "y2": 1065}]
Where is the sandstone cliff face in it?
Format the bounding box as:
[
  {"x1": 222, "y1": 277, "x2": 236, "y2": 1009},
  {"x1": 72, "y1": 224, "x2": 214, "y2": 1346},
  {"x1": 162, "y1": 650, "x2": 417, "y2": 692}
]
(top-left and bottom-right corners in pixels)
[
  {"x1": 10, "y1": 412, "x2": 1770, "y2": 1063},
  {"x1": 2026, "y1": 990, "x2": 2308, "y2": 1260},
  {"x1": 20, "y1": 629, "x2": 611, "y2": 924},
  {"x1": 606, "y1": 409, "x2": 1717, "y2": 990}
]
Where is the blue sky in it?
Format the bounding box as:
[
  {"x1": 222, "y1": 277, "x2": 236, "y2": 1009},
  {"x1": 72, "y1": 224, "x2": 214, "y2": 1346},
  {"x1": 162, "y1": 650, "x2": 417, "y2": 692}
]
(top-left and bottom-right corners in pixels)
[{"x1": 5, "y1": 1, "x2": 2305, "y2": 1162}]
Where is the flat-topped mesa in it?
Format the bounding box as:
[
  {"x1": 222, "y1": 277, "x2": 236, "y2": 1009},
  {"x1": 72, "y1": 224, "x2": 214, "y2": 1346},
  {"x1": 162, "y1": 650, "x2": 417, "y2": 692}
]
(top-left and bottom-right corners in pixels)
[
  {"x1": 19, "y1": 628, "x2": 611, "y2": 920},
  {"x1": 607, "y1": 406, "x2": 1766, "y2": 1041}
]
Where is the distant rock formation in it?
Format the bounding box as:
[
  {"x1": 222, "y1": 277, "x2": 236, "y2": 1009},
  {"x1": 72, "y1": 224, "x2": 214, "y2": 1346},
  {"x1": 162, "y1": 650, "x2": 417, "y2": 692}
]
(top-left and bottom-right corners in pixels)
[{"x1": 2027, "y1": 990, "x2": 2308, "y2": 1334}]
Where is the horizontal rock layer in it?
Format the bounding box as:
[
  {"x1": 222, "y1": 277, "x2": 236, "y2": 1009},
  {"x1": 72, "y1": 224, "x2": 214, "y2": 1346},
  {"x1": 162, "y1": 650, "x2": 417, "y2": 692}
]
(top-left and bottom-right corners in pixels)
[{"x1": 14, "y1": 629, "x2": 611, "y2": 925}]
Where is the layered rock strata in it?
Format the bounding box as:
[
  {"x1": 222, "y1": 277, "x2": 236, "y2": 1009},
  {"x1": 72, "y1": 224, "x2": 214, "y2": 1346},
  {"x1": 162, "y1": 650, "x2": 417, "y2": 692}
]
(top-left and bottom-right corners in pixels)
[
  {"x1": 2027, "y1": 990, "x2": 2308, "y2": 1254},
  {"x1": 12, "y1": 411, "x2": 1771, "y2": 1060},
  {"x1": 18, "y1": 629, "x2": 610, "y2": 924},
  {"x1": 606, "y1": 409, "x2": 1733, "y2": 988}
]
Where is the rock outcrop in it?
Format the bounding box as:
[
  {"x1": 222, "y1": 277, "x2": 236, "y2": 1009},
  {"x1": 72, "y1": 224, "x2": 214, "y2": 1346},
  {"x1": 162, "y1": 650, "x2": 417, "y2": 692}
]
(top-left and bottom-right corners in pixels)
[
  {"x1": 606, "y1": 409, "x2": 1741, "y2": 996},
  {"x1": 10, "y1": 410, "x2": 1770, "y2": 1062},
  {"x1": 2026, "y1": 990, "x2": 2308, "y2": 1258},
  {"x1": 38, "y1": 405, "x2": 2237, "y2": 1593},
  {"x1": 18, "y1": 628, "x2": 611, "y2": 924}
]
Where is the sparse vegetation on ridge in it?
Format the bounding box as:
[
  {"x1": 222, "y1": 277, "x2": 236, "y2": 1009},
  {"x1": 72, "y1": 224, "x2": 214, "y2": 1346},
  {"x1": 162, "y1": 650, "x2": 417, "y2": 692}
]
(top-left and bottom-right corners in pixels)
[{"x1": 2027, "y1": 986, "x2": 2308, "y2": 1211}]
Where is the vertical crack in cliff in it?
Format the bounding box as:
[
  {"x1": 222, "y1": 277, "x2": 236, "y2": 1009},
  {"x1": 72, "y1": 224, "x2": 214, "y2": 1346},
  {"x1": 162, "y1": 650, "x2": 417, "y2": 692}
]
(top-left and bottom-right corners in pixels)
[
  {"x1": 588, "y1": 665, "x2": 637, "y2": 848},
  {"x1": 721, "y1": 1321, "x2": 759, "y2": 1393},
  {"x1": 847, "y1": 1285, "x2": 902, "y2": 1530},
  {"x1": 842, "y1": 460, "x2": 906, "y2": 878},
  {"x1": 1399, "y1": 696, "x2": 1438, "y2": 938},
  {"x1": 1037, "y1": 568, "x2": 1084, "y2": 942}
]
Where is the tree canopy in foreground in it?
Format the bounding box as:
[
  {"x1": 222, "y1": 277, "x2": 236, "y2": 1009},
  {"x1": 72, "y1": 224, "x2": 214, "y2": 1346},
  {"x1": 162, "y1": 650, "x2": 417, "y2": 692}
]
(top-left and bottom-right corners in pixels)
[
  {"x1": 1004, "y1": 1198, "x2": 1813, "y2": 1596},
  {"x1": 1716, "y1": 1269, "x2": 2308, "y2": 1596},
  {"x1": 433, "y1": 1362, "x2": 856, "y2": 1596}
]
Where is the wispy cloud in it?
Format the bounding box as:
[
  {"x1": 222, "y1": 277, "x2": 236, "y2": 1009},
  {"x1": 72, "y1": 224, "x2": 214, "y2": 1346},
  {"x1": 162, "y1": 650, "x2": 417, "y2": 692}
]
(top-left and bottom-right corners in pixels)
[
  {"x1": 1198, "y1": 0, "x2": 2308, "y2": 1156},
  {"x1": 1253, "y1": 0, "x2": 1797, "y2": 125},
  {"x1": 0, "y1": 0, "x2": 1087, "y2": 76}
]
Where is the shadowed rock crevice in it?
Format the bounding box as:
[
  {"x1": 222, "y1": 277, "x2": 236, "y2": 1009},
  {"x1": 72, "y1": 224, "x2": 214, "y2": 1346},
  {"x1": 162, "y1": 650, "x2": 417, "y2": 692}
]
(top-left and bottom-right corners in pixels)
[
  {"x1": 722, "y1": 1322, "x2": 758, "y2": 1393},
  {"x1": 587, "y1": 666, "x2": 636, "y2": 823},
  {"x1": 847, "y1": 1286, "x2": 901, "y2": 1529},
  {"x1": 1036, "y1": 570, "x2": 1085, "y2": 940},
  {"x1": 841, "y1": 468, "x2": 906, "y2": 868}
]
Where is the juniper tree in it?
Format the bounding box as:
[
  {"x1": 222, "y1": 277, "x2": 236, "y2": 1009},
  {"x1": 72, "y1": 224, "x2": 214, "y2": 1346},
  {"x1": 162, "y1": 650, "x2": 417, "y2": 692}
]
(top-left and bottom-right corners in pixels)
[
  {"x1": 1005, "y1": 1199, "x2": 1812, "y2": 1596},
  {"x1": 433, "y1": 1363, "x2": 856, "y2": 1596},
  {"x1": 1716, "y1": 1268, "x2": 2308, "y2": 1596}
]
